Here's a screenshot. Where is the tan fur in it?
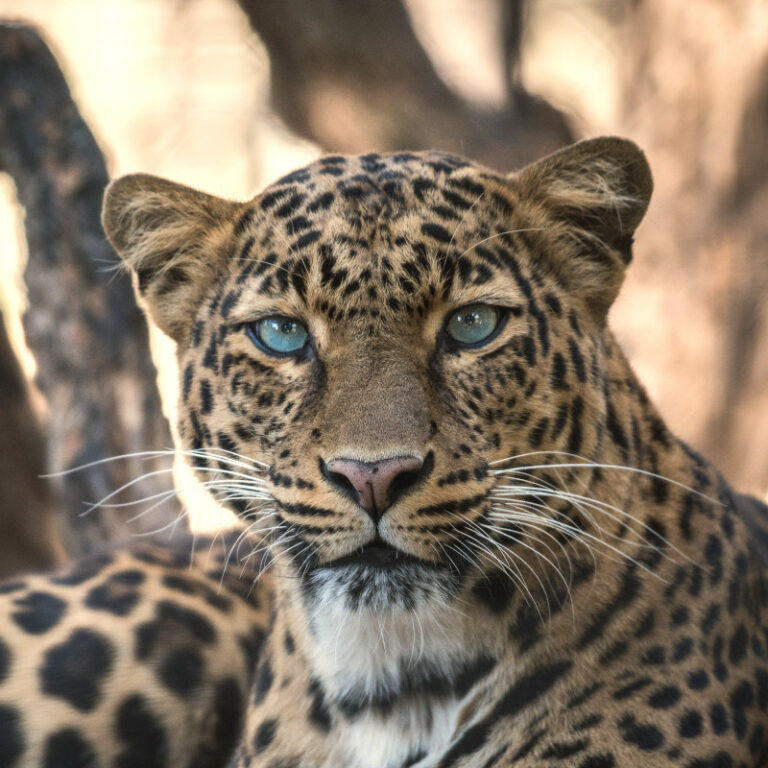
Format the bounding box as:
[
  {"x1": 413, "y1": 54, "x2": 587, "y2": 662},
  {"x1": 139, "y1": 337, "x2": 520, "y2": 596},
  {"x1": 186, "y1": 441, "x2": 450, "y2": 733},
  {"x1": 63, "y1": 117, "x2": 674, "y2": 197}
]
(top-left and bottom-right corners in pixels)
[{"x1": 0, "y1": 533, "x2": 271, "y2": 767}]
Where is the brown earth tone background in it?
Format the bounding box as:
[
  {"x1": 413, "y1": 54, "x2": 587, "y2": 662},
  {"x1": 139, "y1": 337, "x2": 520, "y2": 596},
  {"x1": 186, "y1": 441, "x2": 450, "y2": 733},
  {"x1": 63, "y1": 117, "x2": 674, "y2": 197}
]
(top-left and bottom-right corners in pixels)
[{"x1": 0, "y1": 0, "x2": 765, "y2": 575}]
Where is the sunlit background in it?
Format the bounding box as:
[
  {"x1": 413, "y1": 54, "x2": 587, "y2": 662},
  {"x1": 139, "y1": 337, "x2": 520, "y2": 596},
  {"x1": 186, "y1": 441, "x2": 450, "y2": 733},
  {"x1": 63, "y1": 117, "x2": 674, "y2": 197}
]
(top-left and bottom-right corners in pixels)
[{"x1": 0, "y1": 0, "x2": 766, "y2": 548}]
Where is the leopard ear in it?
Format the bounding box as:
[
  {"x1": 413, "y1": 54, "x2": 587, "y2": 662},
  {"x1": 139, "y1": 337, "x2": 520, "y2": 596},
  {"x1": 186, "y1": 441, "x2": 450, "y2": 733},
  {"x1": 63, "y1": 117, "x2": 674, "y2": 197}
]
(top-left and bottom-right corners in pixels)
[
  {"x1": 510, "y1": 136, "x2": 653, "y2": 317},
  {"x1": 102, "y1": 174, "x2": 242, "y2": 341}
]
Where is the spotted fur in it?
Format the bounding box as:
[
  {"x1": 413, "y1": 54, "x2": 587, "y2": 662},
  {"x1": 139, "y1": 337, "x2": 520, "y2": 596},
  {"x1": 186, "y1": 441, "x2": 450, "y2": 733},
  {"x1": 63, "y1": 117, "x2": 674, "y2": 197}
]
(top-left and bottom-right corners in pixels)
[
  {"x1": 0, "y1": 533, "x2": 270, "y2": 767},
  {"x1": 9, "y1": 137, "x2": 768, "y2": 768}
]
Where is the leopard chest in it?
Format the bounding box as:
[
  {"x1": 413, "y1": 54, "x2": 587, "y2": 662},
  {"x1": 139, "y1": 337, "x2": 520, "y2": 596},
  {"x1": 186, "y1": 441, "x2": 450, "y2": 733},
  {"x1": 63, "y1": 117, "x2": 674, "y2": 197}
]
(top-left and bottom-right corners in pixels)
[
  {"x1": 304, "y1": 600, "x2": 501, "y2": 768},
  {"x1": 324, "y1": 698, "x2": 461, "y2": 768}
]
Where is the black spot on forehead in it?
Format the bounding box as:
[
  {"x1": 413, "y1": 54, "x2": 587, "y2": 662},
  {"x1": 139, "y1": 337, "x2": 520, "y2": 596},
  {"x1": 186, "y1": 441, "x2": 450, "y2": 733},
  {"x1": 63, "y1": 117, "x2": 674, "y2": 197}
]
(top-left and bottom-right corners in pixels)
[
  {"x1": 273, "y1": 167, "x2": 312, "y2": 186},
  {"x1": 253, "y1": 151, "x2": 492, "y2": 225},
  {"x1": 226, "y1": 150, "x2": 541, "y2": 326}
]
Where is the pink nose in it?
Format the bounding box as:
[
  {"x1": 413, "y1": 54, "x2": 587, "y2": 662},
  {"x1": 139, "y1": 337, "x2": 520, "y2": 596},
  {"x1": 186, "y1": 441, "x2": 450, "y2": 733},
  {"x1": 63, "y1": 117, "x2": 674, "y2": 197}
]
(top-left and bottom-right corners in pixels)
[{"x1": 323, "y1": 456, "x2": 425, "y2": 521}]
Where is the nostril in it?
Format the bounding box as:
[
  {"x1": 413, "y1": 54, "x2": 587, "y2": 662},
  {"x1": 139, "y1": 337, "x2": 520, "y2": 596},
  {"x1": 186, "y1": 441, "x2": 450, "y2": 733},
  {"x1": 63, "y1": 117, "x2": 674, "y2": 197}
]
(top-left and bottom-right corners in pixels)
[
  {"x1": 387, "y1": 451, "x2": 434, "y2": 506},
  {"x1": 319, "y1": 459, "x2": 360, "y2": 503},
  {"x1": 329, "y1": 470, "x2": 357, "y2": 496}
]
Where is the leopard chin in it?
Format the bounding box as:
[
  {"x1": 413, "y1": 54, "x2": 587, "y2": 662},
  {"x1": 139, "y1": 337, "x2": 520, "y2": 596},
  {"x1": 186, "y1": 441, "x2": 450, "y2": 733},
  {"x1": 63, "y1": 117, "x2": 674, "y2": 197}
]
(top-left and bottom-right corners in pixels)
[{"x1": 305, "y1": 559, "x2": 458, "y2": 612}]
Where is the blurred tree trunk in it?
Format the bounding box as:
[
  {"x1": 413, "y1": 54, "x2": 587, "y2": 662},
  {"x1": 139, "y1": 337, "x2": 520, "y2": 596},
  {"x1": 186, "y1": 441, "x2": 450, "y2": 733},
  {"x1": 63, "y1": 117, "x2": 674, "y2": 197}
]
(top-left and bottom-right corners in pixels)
[
  {"x1": 0, "y1": 23, "x2": 181, "y2": 558},
  {"x1": 711, "y1": 56, "x2": 768, "y2": 489},
  {"x1": 0, "y1": 312, "x2": 65, "y2": 577},
  {"x1": 237, "y1": 0, "x2": 572, "y2": 168},
  {"x1": 609, "y1": 0, "x2": 768, "y2": 493}
]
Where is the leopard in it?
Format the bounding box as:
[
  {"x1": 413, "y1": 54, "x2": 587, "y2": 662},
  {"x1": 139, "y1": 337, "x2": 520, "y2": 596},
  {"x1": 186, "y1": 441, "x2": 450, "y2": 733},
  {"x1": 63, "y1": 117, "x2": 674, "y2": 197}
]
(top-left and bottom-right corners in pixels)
[
  {"x1": 3, "y1": 136, "x2": 767, "y2": 768},
  {"x1": 0, "y1": 531, "x2": 270, "y2": 767},
  {"x1": 99, "y1": 136, "x2": 768, "y2": 768}
]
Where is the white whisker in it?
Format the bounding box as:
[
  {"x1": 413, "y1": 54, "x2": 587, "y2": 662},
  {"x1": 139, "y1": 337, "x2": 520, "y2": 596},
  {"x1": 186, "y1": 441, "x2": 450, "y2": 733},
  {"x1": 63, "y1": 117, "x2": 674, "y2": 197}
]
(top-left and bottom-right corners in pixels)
[
  {"x1": 491, "y1": 451, "x2": 719, "y2": 505},
  {"x1": 459, "y1": 228, "x2": 545, "y2": 258}
]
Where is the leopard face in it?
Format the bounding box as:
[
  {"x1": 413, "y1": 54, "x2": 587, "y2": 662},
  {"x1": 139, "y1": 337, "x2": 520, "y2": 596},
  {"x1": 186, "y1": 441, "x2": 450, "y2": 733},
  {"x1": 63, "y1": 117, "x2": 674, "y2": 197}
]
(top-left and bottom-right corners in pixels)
[{"x1": 104, "y1": 140, "x2": 650, "y2": 617}]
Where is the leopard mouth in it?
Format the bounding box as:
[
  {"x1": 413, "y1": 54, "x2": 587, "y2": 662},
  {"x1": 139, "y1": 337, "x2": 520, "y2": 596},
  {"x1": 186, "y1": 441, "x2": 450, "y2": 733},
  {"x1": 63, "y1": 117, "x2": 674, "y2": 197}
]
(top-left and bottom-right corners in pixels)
[
  {"x1": 306, "y1": 538, "x2": 465, "y2": 609},
  {"x1": 323, "y1": 540, "x2": 434, "y2": 570}
]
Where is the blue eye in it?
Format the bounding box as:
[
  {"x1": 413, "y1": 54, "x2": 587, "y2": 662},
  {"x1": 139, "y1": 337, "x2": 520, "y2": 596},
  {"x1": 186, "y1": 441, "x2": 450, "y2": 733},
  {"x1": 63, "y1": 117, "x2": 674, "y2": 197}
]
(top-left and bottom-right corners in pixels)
[
  {"x1": 247, "y1": 316, "x2": 309, "y2": 357},
  {"x1": 445, "y1": 304, "x2": 502, "y2": 347}
]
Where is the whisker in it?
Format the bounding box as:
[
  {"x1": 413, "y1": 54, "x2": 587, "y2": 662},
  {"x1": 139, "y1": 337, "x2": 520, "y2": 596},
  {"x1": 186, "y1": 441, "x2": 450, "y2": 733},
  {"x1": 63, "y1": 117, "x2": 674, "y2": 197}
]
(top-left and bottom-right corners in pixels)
[
  {"x1": 491, "y1": 485, "x2": 693, "y2": 564},
  {"x1": 458, "y1": 228, "x2": 545, "y2": 258},
  {"x1": 41, "y1": 446, "x2": 269, "y2": 479},
  {"x1": 489, "y1": 503, "x2": 670, "y2": 580},
  {"x1": 41, "y1": 449, "x2": 177, "y2": 477},
  {"x1": 80, "y1": 464, "x2": 272, "y2": 517},
  {"x1": 459, "y1": 524, "x2": 545, "y2": 620},
  {"x1": 129, "y1": 506, "x2": 190, "y2": 538},
  {"x1": 491, "y1": 451, "x2": 719, "y2": 505},
  {"x1": 78, "y1": 468, "x2": 179, "y2": 517}
]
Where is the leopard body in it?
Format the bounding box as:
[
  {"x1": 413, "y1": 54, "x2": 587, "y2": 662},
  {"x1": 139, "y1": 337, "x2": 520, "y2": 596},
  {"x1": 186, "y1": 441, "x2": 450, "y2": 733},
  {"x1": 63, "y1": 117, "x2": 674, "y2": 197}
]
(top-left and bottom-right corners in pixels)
[{"x1": 0, "y1": 532, "x2": 270, "y2": 767}]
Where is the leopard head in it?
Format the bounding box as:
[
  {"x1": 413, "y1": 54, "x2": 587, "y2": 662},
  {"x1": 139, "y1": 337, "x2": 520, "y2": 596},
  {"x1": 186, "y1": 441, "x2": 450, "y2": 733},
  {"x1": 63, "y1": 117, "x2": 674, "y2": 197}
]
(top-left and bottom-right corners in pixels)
[{"x1": 103, "y1": 138, "x2": 652, "y2": 614}]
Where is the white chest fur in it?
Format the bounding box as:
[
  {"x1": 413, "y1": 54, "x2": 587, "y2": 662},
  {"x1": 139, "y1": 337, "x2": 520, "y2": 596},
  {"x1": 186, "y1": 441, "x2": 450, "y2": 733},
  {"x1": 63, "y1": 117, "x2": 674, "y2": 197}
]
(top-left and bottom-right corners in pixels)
[
  {"x1": 323, "y1": 697, "x2": 460, "y2": 768},
  {"x1": 306, "y1": 593, "x2": 488, "y2": 768}
]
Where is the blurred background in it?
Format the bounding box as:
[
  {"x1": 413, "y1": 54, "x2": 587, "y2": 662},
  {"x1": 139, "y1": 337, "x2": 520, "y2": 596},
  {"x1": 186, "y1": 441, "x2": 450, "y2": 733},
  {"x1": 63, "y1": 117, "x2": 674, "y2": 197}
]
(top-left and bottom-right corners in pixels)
[{"x1": 0, "y1": 0, "x2": 765, "y2": 576}]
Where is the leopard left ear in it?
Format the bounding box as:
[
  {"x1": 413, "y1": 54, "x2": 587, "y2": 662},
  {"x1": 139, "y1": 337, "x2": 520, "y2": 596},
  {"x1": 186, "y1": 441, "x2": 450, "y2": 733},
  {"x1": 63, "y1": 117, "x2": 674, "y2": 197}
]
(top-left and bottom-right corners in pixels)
[
  {"x1": 102, "y1": 174, "x2": 242, "y2": 342},
  {"x1": 510, "y1": 136, "x2": 653, "y2": 317}
]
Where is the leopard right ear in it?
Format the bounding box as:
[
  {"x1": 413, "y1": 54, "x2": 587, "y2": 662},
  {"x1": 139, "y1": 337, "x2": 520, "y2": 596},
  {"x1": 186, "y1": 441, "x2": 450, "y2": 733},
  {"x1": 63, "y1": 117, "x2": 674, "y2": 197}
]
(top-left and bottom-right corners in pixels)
[
  {"x1": 509, "y1": 137, "x2": 652, "y2": 319},
  {"x1": 102, "y1": 174, "x2": 242, "y2": 342}
]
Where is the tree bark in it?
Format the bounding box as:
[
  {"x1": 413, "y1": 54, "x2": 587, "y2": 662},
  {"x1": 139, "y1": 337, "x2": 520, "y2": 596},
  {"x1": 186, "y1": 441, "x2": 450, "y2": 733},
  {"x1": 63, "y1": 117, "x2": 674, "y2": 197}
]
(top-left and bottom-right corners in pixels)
[
  {"x1": 237, "y1": 0, "x2": 572, "y2": 169},
  {"x1": 0, "y1": 311, "x2": 65, "y2": 577},
  {"x1": 0, "y1": 23, "x2": 181, "y2": 556}
]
